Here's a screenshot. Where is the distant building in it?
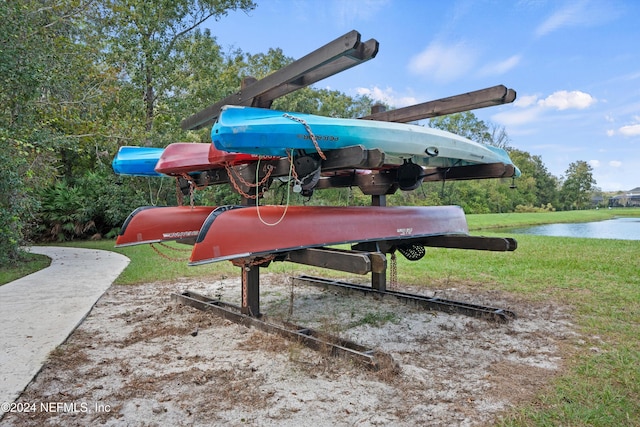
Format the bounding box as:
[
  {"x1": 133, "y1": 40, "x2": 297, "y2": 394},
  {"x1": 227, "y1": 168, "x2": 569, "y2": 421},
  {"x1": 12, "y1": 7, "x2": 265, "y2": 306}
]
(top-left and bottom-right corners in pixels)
[{"x1": 609, "y1": 187, "x2": 640, "y2": 207}]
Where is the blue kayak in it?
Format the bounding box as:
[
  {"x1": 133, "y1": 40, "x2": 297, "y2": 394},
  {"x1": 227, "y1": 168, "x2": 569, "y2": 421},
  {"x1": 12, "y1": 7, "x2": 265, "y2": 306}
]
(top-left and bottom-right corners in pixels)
[
  {"x1": 112, "y1": 146, "x2": 164, "y2": 177},
  {"x1": 211, "y1": 105, "x2": 520, "y2": 176}
]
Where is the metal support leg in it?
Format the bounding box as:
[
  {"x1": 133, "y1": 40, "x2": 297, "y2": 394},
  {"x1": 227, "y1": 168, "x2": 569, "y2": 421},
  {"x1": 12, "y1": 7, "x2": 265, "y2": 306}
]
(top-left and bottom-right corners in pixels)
[
  {"x1": 370, "y1": 252, "x2": 387, "y2": 292},
  {"x1": 371, "y1": 194, "x2": 387, "y2": 206},
  {"x1": 241, "y1": 266, "x2": 260, "y2": 317},
  {"x1": 371, "y1": 270, "x2": 386, "y2": 292},
  {"x1": 371, "y1": 193, "x2": 387, "y2": 290}
]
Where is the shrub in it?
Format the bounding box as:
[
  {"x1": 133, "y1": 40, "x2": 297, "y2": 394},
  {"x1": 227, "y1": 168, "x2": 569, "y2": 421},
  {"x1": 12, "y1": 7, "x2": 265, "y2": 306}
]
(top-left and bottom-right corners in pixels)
[{"x1": 0, "y1": 135, "x2": 34, "y2": 265}]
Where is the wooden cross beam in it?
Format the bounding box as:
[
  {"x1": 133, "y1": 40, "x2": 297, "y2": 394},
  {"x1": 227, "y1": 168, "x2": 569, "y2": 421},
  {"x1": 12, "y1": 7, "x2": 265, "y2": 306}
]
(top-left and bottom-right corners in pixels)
[
  {"x1": 181, "y1": 30, "x2": 379, "y2": 130},
  {"x1": 359, "y1": 85, "x2": 516, "y2": 123}
]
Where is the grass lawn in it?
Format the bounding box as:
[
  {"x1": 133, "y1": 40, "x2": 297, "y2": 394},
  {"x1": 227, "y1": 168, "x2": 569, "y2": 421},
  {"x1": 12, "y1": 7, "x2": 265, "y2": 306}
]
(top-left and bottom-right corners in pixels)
[
  {"x1": 5, "y1": 207, "x2": 640, "y2": 425},
  {"x1": 0, "y1": 252, "x2": 51, "y2": 286}
]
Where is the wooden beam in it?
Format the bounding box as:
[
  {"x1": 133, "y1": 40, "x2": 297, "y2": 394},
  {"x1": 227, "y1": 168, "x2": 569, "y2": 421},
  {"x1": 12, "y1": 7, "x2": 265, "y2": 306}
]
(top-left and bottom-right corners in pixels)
[
  {"x1": 181, "y1": 30, "x2": 378, "y2": 130},
  {"x1": 321, "y1": 145, "x2": 385, "y2": 170},
  {"x1": 256, "y1": 39, "x2": 379, "y2": 103},
  {"x1": 359, "y1": 85, "x2": 516, "y2": 123},
  {"x1": 418, "y1": 235, "x2": 517, "y2": 251},
  {"x1": 422, "y1": 163, "x2": 516, "y2": 182},
  {"x1": 357, "y1": 234, "x2": 518, "y2": 253},
  {"x1": 314, "y1": 170, "x2": 399, "y2": 195},
  {"x1": 285, "y1": 248, "x2": 375, "y2": 275}
]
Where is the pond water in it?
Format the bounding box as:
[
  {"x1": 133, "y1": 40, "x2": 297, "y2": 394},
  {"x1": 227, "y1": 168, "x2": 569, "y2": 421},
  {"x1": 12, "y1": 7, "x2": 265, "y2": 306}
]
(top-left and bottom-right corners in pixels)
[{"x1": 507, "y1": 217, "x2": 640, "y2": 241}]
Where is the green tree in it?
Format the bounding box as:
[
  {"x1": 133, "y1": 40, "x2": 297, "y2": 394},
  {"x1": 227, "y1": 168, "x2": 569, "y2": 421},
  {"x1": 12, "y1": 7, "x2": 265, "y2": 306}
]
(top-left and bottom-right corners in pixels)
[
  {"x1": 560, "y1": 160, "x2": 596, "y2": 210},
  {"x1": 508, "y1": 149, "x2": 560, "y2": 209},
  {"x1": 0, "y1": 135, "x2": 32, "y2": 263},
  {"x1": 93, "y1": 0, "x2": 256, "y2": 138},
  {"x1": 0, "y1": 1, "x2": 88, "y2": 263},
  {"x1": 428, "y1": 112, "x2": 493, "y2": 145},
  {"x1": 172, "y1": 29, "x2": 243, "y2": 140},
  {"x1": 426, "y1": 112, "x2": 524, "y2": 213}
]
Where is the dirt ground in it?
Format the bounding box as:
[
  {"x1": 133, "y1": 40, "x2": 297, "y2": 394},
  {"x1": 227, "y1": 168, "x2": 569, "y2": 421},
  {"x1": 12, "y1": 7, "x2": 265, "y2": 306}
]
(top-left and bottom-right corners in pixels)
[{"x1": 1, "y1": 273, "x2": 578, "y2": 426}]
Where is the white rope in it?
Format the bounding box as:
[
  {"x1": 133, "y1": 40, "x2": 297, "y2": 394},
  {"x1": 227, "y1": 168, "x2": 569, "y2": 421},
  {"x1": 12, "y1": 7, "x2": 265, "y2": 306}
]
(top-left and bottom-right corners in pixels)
[{"x1": 255, "y1": 154, "x2": 294, "y2": 226}]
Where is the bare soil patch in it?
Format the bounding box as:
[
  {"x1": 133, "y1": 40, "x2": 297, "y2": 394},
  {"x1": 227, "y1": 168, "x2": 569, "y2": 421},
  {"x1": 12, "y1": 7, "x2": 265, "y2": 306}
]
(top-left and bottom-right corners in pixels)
[{"x1": 2, "y1": 274, "x2": 578, "y2": 426}]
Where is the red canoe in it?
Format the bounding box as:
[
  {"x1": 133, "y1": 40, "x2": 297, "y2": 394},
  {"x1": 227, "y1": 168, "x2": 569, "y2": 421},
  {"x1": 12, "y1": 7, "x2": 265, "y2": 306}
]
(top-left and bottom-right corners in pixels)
[
  {"x1": 154, "y1": 142, "x2": 272, "y2": 176},
  {"x1": 189, "y1": 205, "x2": 468, "y2": 265},
  {"x1": 116, "y1": 206, "x2": 217, "y2": 247}
]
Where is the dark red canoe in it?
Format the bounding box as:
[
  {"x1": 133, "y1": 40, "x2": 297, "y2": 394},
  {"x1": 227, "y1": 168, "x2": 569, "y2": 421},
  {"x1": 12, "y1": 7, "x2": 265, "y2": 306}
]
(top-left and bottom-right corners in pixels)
[
  {"x1": 154, "y1": 142, "x2": 272, "y2": 176},
  {"x1": 116, "y1": 206, "x2": 217, "y2": 247},
  {"x1": 189, "y1": 205, "x2": 468, "y2": 265}
]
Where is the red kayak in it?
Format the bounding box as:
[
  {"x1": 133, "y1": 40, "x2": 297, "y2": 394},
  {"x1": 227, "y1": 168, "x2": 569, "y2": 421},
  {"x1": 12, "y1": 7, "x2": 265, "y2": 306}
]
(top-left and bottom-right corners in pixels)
[
  {"x1": 116, "y1": 206, "x2": 217, "y2": 247},
  {"x1": 189, "y1": 205, "x2": 468, "y2": 265},
  {"x1": 154, "y1": 143, "x2": 273, "y2": 175}
]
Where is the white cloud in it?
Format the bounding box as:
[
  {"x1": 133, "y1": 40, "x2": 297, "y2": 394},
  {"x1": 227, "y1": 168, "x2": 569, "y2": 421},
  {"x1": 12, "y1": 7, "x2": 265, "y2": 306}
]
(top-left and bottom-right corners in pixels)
[
  {"x1": 355, "y1": 86, "x2": 417, "y2": 108},
  {"x1": 535, "y1": 0, "x2": 622, "y2": 37},
  {"x1": 492, "y1": 108, "x2": 542, "y2": 127},
  {"x1": 607, "y1": 129, "x2": 616, "y2": 137},
  {"x1": 619, "y1": 124, "x2": 640, "y2": 136},
  {"x1": 491, "y1": 90, "x2": 597, "y2": 130},
  {"x1": 609, "y1": 160, "x2": 622, "y2": 167},
  {"x1": 331, "y1": 0, "x2": 389, "y2": 26},
  {"x1": 478, "y1": 55, "x2": 522, "y2": 76},
  {"x1": 514, "y1": 94, "x2": 540, "y2": 108},
  {"x1": 537, "y1": 90, "x2": 596, "y2": 110},
  {"x1": 536, "y1": 2, "x2": 586, "y2": 36},
  {"x1": 589, "y1": 160, "x2": 600, "y2": 168},
  {"x1": 407, "y1": 41, "x2": 477, "y2": 83}
]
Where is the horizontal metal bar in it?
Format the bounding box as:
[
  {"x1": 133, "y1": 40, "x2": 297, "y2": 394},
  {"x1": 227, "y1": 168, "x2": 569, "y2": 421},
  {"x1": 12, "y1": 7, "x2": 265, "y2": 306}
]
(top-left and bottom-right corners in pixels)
[
  {"x1": 171, "y1": 291, "x2": 395, "y2": 370},
  {"x1": 293, "y1": 275, "x2": 516, "y2": 322}
]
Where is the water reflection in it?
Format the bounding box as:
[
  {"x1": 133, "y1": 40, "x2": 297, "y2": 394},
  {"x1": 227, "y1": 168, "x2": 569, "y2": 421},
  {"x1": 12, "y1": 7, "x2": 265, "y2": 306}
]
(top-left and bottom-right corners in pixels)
[{"x1": 508, "y1": 217, "x2": 640, "y2": 241}]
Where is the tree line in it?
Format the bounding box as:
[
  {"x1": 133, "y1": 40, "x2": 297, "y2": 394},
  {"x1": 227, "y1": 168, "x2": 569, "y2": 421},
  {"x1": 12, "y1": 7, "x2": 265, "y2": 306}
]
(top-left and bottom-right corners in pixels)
[{"x1": 0, "y1": 1, "x2": 598, "y2": 266}]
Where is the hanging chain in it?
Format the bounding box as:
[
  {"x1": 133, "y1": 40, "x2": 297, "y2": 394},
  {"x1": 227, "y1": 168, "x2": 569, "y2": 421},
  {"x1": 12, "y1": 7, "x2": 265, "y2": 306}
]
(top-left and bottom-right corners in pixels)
[
  {"x1": 178, "y1": 173, "x2": 210, "y2": 208},
  {"x1": 390, "y1": 252, "x2": 398, "y2": 289},
  {"x1": 224, "y1": 162, "x2": 274, "y2": 200},
  {"x1": 231, "y1": 255, "x2": 276, "y2": 269},
  {"x1": 282, "y1": 113, "x2": 327, "y2": 160},
  {"x1": 157, "y1": 242, "x2": 192, "y2": 252},
  {"x1": 224, "y1": 162, "x2": 274, "y2": 188},
  {"x1": 176, "y1": 177, "x2": 184, "y2": 206},
  {"x1": 150, "y1": 242, "x2": 190, "y2": 262}
]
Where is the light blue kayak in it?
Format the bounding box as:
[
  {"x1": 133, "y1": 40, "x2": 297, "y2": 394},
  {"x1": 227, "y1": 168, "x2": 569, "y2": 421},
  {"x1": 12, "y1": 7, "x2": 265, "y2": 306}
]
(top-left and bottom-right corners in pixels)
[
  {"x1": 211, "y1": 105, "x2": 520, "y2": 176},
  {"x1": 112, "y1": 146, "x2": 164, "y2": 177}
]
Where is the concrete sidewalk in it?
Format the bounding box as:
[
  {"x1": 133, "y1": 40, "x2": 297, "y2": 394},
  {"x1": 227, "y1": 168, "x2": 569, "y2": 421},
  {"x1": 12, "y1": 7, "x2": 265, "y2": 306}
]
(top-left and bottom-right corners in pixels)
[{"x1": 0, "y1": 246, "x2": 130, "y2": 407}]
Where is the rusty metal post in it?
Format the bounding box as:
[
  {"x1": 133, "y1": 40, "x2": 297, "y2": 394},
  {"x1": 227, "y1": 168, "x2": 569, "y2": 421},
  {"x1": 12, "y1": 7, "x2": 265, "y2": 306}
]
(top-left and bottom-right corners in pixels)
[
  {"x1": 239, "y1": 188, "x2": 260, "y2": 316},
  {"x1": 241, "y1": 265, "x2": 260, "y2": 317}
]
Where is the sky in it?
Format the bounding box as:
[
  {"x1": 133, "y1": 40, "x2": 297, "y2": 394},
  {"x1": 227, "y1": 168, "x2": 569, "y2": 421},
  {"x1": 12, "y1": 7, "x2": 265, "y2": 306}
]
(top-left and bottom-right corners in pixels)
[{"x1": 205, "y1": 0, "x2": 640, "y2": 192}]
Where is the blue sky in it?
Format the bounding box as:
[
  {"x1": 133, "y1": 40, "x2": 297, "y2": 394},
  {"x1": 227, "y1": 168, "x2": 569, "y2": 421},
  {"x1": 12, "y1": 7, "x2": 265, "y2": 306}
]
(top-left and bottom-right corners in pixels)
[{"x1": 206, "y1": 0, "x2": 640, "y2": 191}]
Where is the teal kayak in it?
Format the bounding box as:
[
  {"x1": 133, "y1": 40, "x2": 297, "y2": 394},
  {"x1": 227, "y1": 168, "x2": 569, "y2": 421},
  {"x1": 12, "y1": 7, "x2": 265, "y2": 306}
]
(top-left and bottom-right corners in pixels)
[{"x1": 211, "y1": 105, "x2": 520, "y2": 176}]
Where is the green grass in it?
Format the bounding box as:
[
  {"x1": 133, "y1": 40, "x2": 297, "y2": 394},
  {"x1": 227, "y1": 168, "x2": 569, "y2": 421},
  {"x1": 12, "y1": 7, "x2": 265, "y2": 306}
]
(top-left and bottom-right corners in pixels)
[
  {"x1": 396, "y1": 233, "x2": 639, "y2": 426},
  {"x1": 51, "y1": 240, "x2": 237, "y2": 284},
  {"x1": 9, "y1": 207, "x2": 640, "y2": 426},
  {"x1": 0, "y1": 252, "x2": 51, "y2": 286},
  {"x1": 467, "y1": 207, "x2": 640, "y2": 231}
]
